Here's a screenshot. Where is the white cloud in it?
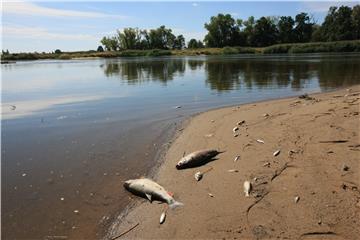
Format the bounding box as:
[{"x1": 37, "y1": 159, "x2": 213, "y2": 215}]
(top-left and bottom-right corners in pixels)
[
  {"x1": 302, "y1": 1, "x2": 358, "y2": 13},
  {"x1": 2, "y1": 2, "x2": 127, "y2": 19},
  {"x1": 3, "y1": 25, "x2": 98, "y2": 41},
  {"x1": 192, "y1": 3, "x2": 199, "y2": 7}
]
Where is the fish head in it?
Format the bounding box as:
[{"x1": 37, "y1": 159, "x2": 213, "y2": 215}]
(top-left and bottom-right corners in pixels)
[
  {"x1": 123, "y1": 179, "x2": 134, "y2": 189},
  {"x1": 176, "y1": 161, "x2": 185, "y2": 170}
]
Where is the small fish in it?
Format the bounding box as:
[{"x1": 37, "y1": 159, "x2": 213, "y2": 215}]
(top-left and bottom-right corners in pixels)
[
  {"x1": 176, "y1": 149, "x2": 223, "y2": 169},
  {"x1": 228, "y1": 169, "x2": 239, "y2": 173},
  {"x1": 233, "y1": 127, "x2": 239, "y2": 133},
  {"x1": 194, "y1": 171, "x2": 203, "y2": 181},
  {"x1": 124, "y1": 178, "x2": 183, "y2": 209},
  {"x1": 263, "y1": 113, "x2": 269, "y2": 117},
  {"x1": 244, "y1": 181, "x2": 252, "y2": 197},
  {"x1": 294, "y1": 196, "x2": 300, "y2": 203},
  {"x1": 208, "y1": 193, "x2": 214, "y2": 197},
  {"x1": 234, "y1": 155, "x2": 240, "y2": 162},
  {"x1": 160, "y1": 211, "x2": 166, "y2": 224},
  {"x1": 256, "y1": 139, "x2": 265, "y2": 144},
  {"x1": 237, "y1": 120, "x2": 245, "y2": 126},
  {"x1": 233, "y1": 134, "x2": 239, "y2": 137},
  {"x1": 273, "y1": 150, "x2": 281, "y2": 156}
]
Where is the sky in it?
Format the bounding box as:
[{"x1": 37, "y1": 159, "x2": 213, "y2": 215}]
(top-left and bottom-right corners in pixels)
[{"x1": 2, "y1": 1, "x2": 359, "y2": 52}]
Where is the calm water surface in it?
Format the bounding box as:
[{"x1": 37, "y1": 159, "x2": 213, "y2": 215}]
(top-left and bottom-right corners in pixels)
[{"x1": 2, "y1": 54, "x2": 360, "y2": 239}]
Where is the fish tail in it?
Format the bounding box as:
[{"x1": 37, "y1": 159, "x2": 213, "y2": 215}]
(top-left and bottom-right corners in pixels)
[{"x1": 169, "y1": 200, "x2": 184, "y2": 209}]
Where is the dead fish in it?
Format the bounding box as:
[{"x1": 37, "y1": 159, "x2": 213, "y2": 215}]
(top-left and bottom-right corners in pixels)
[
  {"x1": 228, "y1": 169, "x2": 239, "y2": 173},
  {"x1": 160, "y1": 211, "x2": 166, "y2": 224},
  {"x1": 234, "y1": 133, "x2": 239, "y2": 137},
  {"x1": 176, "y1": 149, "x2": 223, "y2": 169},
  {"x1": 263, "y1": 113, "x2": 269, "y2": 117},
  {"x1": 194, "y1": 171, "x2": 203, "y2": 181},
  {"x1": 294, "y1": 196, "x2": 300, "y2": 203},
  {"x1": 244, "y1": 181, "x2": 252, "y2": 197},
  {"x1": 124, "y1": 178, "x2": 183, "y2": 209},
  {"x1": 237, "y1": 120, "x2": 245, "y2": 126},
  {"x1": 208, "y1": 193, "x2": 214, "y2": 197},
  {"x1": 233, "y1": 127, "x2": 239, "y2": 133},
  {"x1": 263, "y1": 162, "x2": 270, "y2": 167},
  {"x1": 273, "y1": 149, "x2": 281, "y2": 156},
  {"x1": 256, "y1": 139, "x2": 265, "y2": 144},
  {"x1": 234, "y1": 155, "x2": 240, "y2": 162}
]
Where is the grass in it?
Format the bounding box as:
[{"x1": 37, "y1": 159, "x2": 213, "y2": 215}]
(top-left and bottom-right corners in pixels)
[{"x1": 2, "y1": 40, "x2": 360, "y2": 61}]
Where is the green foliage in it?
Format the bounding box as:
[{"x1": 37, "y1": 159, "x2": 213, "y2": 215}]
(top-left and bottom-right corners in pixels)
[
  {"x1": 204, "y1": 13, "x2": 243, "y2": 47},
  {"x1": 97, "y1": 46, "x2": 104, "y2": 52},
  {"x1": 54, "y1": 49, "x2": 62, "y2": 54},
  {"x1": 252, "y1": 17, "x2": 279, "y2": 47},
  {"x1": 188, "y1": 39, "x2": 204, "y2": 48},
  {"x1": 222, "y1": 46, "x2": 256, "y2": 54},
  {"x1": 263, "y1": 40, "x2": 360, "y2": 54}
]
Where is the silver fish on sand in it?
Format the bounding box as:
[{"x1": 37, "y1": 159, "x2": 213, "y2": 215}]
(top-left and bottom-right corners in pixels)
[
  {"x1": 227, "y1": 169, "x2": 239, "y2": 173},
  {"x1": 294, "y1": 196, "x2": 300, "y2": 203},
  {"x1": 176, "y1": 149, "x2": 223, "y2": 169},
  {"x1": 256, "y1": 139, "x2": 265, "y2": 144},
  {"x1": 273, "y1": 149, "x2": 281, "y2": 156},
  {"x1": 160, "y1": 211, "x2": 166, "y2": 224},
  {"x1": 124, "y1": 178, "x2": 183, "y2": 209},
  {"x1": 194, "y1": 171, "x2": 203, "y2": 181},
  {"x1": 233, "y1": 127, "x2": 239, "y2": 133},
  {"x1": 234, "y1": 155, "x2": 240, "y2": 162},
  {"x1": 244, "y1": 181, "x2": 252, "y2": 197}
]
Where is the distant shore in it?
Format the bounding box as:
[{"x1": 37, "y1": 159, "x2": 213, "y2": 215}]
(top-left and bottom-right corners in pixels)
[
  {"x1": 2, "y1": 40, "x2": 360, "y2": 62},
  {"x1": 106, "y1": 85, "x2": 360, "y2": 239}
]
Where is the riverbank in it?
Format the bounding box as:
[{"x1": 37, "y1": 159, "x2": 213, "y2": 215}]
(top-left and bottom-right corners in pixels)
[
  {"x1": 2, "y1": 40, "x2": 360, "y2": 62},
  {"x1": 107, "y1": 85, "x2": 360, "y2": 239}
]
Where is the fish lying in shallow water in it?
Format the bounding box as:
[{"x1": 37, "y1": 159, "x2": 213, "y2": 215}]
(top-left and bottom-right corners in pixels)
[
  {"x1": 124, "y1": 178, "x2": 183, "y2": 209},
  {"x1": 176, "y1": 149, "x2": 224, "y2": 169},
  {"x1": 244, "y1": 180, "x2": 252, "y2": 197}
]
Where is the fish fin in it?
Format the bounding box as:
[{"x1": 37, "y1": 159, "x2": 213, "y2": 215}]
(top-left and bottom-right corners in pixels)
[
  {"x1": 169, "y1": 200, "x2": 184, "y2": 209},
  {"x1": 145, "y1": 193, "x2": 152, "y2": 202}
]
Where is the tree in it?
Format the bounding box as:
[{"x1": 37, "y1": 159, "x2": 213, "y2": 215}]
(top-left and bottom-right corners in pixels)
[
  {"x1": 252, "y1": 17, "x2": 278, "y2": 47},
  {"x1": 197, "y1": 40, "x2": 204, "y2": 48},
  {"x1": 97, "y1": 46, "x2": 104, "y2": 52},
  {"x1": 278, "y1": 16, "x2": 295, "y2": 43},
  {"x1": 353, "y1": 5, "x2": 360, "y2": 39},
  {"x1": 117, "y1": 28, "x2": 143, "y2": 50},
  {"x1": 54, "y1": 49, "x2": 62, "y2": 54},
  {"x1": 101, "y1": 36, "x2": 118, "y2": 51},
  {"x1": 188, "y1": 38, "x2": 199, "y2": 48},
  {"x1": 294, "y1": 12, "x2": 314, "y2": 42},
  {"x1": 243, "y1": 16, "x2": 256, "y2": 46},
  {"x1": 335, "y1": 6, "x2": 354, "y2": 40},
  {"x1": 204, "y1": 13, "x2": 240, "y2": 47},
  {"x1": 173, "y1": 35, "x2": 185, "y2": 49}
]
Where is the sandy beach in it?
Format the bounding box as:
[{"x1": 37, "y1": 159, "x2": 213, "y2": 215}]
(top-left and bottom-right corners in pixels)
[{"x1": 107, "y1": 86, "x2": 360, "y2": 240}]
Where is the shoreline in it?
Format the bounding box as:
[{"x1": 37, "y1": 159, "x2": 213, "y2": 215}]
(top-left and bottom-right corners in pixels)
[{"x1": 106, "y1": 85, "x2": 360, "y2": 239}]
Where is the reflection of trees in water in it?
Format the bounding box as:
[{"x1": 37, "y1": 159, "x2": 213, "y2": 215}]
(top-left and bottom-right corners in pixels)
[
  {"x1": 317, "y1": 57, "x2": 360, "y2": 89},
  {"x1": 204, "y1": 57, "x2": 359, "y2": 92},
  {"x1": 102, "y1": 56, "x2": 360, "y2": 90},
  {"x1": 187, "y1": 60, "x2": 204, "y2": 71},
  {"x1": 102, "y1": 59, "x2": 186, "y2": 84}
]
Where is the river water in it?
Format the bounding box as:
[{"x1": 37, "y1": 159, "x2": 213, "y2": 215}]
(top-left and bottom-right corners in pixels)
[{"x1": 2, "y1": 53, "x2": 360, "y2": 239}]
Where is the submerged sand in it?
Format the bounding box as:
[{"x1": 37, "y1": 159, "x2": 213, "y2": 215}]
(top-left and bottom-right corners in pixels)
[{"x1": 108, "y1": 86, "x2": 360, "y2": 240}]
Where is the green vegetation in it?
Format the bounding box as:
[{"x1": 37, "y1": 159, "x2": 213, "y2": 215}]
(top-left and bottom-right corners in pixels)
[
  {"x1": 2, "y1": 4, "x2": 360, "y2": 61},
  {"x1": 263, "y1": 40, "x2": 360, "y2": 54}
]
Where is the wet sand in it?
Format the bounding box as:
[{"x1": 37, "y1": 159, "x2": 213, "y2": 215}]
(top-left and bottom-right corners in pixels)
[{"x1": 108, "y1": 86, "x2": 360, "y2": 239}]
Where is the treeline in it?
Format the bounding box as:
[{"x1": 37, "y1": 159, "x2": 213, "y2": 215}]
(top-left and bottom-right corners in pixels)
[
  {"x1": 101, "y1": 5, "x2": 360, "y2": 50},
  {"x1": 101, "y1": 26, "x2": 185, "y2": 51},
  {"x1": 204, "y1": 5, "x2": 360, "y2": 47}
]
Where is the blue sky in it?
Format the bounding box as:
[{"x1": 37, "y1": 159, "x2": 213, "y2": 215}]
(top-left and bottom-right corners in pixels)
[{"x1": 2, "y1": 1, "x2": 359, "y2": 52}]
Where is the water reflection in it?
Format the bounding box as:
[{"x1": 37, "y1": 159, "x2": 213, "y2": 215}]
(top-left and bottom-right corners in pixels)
[
  {"x1": 101, "y1": 55, "x2": 360, "y2": 91},
  {"x1": 102, "y1": 58, "x2": 186, "y2": 84}
]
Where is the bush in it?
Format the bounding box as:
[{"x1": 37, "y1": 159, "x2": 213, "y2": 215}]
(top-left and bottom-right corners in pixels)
[
  {"x1": 222, "y1": 47, "x2": 239, "y2": 55},
  {"x1": 146, "y1": 49, "x2": 172, "y2": 56}
]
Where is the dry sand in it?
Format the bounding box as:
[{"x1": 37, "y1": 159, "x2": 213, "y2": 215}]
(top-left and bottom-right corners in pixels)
[{"x1": 107, "y1": 86, "x2": 360, "y2": 240}]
